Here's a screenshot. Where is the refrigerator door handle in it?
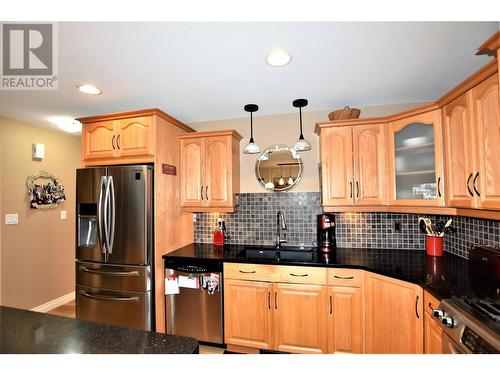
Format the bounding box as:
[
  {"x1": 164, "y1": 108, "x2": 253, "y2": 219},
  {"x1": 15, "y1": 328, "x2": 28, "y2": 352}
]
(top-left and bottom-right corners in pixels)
[
  {"x1": 108, "y1": 176, "x2": 116, "y2": 254},
  {"x1": 97, "y1": 176, "x2": 107, "y2": 254},
  {"x1": 103, "y1": 176, "x2": 112, "y2": 255}
]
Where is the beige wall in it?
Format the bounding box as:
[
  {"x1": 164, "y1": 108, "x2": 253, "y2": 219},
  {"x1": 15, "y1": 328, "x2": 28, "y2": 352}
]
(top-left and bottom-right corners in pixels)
[
  {"x1": 190, "y1": 103, "x2": 424, "y2": 193},
  {"x1": 0, "y1": 116, "x2": 81, "y2": 309}
]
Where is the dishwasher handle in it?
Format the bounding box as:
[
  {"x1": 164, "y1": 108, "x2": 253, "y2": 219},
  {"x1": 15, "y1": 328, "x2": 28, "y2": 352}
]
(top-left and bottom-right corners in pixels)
[{"x1": 164, "y1": 260, "x2": 222, "y2": 274}]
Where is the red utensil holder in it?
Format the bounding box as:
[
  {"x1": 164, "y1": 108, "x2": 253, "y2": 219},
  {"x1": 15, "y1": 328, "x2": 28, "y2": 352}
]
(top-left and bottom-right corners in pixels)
[{"x1": 426, "y1": 235, "x2": 443, "y2": 257}]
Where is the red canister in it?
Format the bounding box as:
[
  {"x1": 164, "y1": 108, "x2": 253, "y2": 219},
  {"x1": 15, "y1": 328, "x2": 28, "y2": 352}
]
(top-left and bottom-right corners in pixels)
[{"x1": 426, "y1": 236, "x2": 443, "y2": 257}]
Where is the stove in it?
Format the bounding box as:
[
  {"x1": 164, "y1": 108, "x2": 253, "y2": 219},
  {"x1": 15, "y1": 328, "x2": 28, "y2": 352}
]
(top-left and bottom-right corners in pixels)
[{"x1": 431, "y1": 297, "x2": 500, "y2": 354}]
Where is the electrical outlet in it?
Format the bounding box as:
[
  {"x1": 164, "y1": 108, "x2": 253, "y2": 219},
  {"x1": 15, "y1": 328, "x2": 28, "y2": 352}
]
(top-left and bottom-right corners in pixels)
[
  {"x1": 5, "y1": 213, "x2": 18, "y2": 225},
  {"x1": 60, "y1": 210, "x2": 67, "y2": 220},
  {"x1": 394, "y1": 222, "x2": 402, "y2": 232},
  {"x1": 192, "y1": 213, "x2": 197, "y2": 223}
]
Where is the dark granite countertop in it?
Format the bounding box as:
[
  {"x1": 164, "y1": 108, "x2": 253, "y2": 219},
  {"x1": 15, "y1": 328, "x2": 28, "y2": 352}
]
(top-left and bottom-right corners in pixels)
[
  {"x1": 0, "y1": 306, "x2": 199, "y2": 354},
  {"x1": 163, "y1": 243, "x2": 500, "y2": 302}
]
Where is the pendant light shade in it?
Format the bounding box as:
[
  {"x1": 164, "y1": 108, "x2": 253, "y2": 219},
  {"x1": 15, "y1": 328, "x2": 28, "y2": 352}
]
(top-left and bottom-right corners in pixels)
[
  {"x1": 243, "y1": 104, "x2": 260, "y2": 154},
  {"x1": 288, "y1": 165, "x2": 294, "y2": 185},
  {"x1": 265, "y1": 167, "x2": 275, "y2": 190},
  {"x1": 278, "y1": 167, "x2": 285, "y2": 186},
  {"x1": 292, "y1": 99, "x2": 311, "y2": 152}
]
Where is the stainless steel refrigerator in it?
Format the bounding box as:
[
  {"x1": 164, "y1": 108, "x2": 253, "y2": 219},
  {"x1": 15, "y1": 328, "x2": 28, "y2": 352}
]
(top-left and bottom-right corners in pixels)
[{"x1": 75, "y1": 165, "x2": 154, "y2": 331}]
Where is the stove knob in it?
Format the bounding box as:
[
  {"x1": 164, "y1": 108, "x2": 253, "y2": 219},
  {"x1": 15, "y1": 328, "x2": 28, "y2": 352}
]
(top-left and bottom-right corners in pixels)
[
  {"x1": 432, "y1": 309, "x2": 444, "y2": 319},
  {"x1": 441, "y1": 316, "x2": 455, "y2": 328}
]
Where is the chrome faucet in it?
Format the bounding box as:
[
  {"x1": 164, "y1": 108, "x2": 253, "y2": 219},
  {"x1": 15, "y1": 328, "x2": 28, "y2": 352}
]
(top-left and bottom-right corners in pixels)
[{"x1": 276, "y1": 210, "x2": 287, "y2": 248}]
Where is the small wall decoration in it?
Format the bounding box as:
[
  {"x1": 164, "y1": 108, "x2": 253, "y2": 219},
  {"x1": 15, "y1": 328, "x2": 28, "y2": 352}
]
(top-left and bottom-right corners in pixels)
[{"x1": 27, "y1": 171, "x2": 66, "y2": 209}]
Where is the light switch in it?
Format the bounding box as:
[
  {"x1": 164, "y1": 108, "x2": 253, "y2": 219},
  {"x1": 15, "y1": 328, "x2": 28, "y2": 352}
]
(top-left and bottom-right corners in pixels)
[
  {"x1": 60, "y1": 210, "x2": 67, "y2": 220},
  {"x1": 192, "y1": 213, "x2": 197, "y2": 223},
  {"x1": 5, "y1": 214, "x2": 19, "y2": 225}
]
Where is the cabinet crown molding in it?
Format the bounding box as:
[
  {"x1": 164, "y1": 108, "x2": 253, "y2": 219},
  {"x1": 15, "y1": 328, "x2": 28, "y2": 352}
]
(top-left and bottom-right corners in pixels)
[
  {"x1": 77, "y1": 108, "x2": 195, "y2": 133},
  {"x1": 178, "y1": 129, "x2": 243, "y2": 141}
]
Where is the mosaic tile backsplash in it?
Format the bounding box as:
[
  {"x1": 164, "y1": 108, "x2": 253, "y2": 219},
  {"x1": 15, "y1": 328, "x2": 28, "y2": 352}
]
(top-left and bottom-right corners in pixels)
[{"x1": 193, "y1": 192, "x2": 500, "y2": 259}]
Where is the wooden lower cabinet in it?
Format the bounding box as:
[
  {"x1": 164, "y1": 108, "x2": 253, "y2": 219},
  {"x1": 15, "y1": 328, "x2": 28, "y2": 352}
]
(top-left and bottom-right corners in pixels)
[
  {"x1": 424, "y1": 312, "x2": 443, "y2": 354},
  {"x1": 364, "y1": 272, "x2": 423, "y2": 354},
  {"x1": 328, "y1": 286, "x2": 364, "y2": 353},
  {"x1": 274, "y1": 283, "x2": 328, "y2": 354},
  {"x1": 224, "y1": 279, "x2": 273, "y2": 350},
  {"x1": 224, "y1": 266, "x2": 427, "y2": 354}
]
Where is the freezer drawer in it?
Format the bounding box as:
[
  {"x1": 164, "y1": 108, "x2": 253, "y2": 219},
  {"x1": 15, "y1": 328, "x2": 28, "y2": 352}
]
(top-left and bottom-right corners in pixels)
[
  {"x1": 76, "y1": 286, "x2": 151, "y2": 330},
  {"x1": 76, "y1": 261, "x2": 151, "y2": 292}
]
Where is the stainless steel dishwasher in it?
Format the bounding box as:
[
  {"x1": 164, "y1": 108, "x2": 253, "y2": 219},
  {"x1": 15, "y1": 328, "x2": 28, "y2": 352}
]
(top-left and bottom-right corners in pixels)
[{"x1": 165, "y1": 258, "x2": 223, "y2": 344}]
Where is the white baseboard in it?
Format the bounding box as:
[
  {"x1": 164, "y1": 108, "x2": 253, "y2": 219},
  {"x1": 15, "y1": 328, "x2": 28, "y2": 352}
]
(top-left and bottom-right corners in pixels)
[{"x1": 31, "y1": 291, "x2": 75, "y2": 313}]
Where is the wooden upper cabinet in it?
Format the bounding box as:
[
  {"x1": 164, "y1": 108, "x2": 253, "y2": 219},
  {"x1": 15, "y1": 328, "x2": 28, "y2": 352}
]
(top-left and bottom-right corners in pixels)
[
  {"x1": 116, "y1": 116, "x2": 154, "y2": 157},
  {"x1": 352, "y1": 124, "x2": 387, "y2": 205},
  {"x1": 179, "y1": 130, "x2": 242, "y2": 212},
  {"x1": 472, "y1": 73, "x2": 500, "y2": 210},
  {"x1": 82, "y1": 120, "x2": 117, "y2": 160},
  {"x1": 320, "y1": 127, "x2": 354, "y2": 206},
  {"x1": 328, "y1": 286, "x2": 364, "y2": 354},
  {"x1": 319, "y1": 124, "x2": 386, "y2": 207},
  {"x1": 179, "y1": 138, "x2": 204, "y2": 207},
  {"x1": 205, "y1": 136, "x2": 230, "y2": 207},
  {"x1": 79, "y1": 109, "x2": 194, "y2": 166},
  {"x1": 442, "y1": 94, "x2": 476, "y2": 208},
  {"x1": 364, "y1": 272, "x2": 423, "y2": 354},
  {"x1": 387, "y1": 110, "x2": 445, "y2": 207},
  {"x1": 273, "y1": 283, "x2": 328, "y2": 354}
]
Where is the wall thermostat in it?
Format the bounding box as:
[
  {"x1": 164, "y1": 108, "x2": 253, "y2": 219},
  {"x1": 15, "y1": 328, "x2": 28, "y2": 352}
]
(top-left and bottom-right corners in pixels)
[{"x1": 32, "y1": 143, "x2": 45, "y2": 160}]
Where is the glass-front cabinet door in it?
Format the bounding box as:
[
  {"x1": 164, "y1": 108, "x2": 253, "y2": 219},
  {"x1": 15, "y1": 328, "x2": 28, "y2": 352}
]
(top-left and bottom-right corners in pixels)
[{"x1": 387, "y1": 110, "x2": 445, "y2": 206}]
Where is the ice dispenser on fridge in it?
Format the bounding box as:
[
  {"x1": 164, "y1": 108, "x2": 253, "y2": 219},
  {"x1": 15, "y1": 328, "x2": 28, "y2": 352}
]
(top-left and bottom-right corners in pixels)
[{"x1": 77, "y1": 203, "x2": 98, "y2": 248}]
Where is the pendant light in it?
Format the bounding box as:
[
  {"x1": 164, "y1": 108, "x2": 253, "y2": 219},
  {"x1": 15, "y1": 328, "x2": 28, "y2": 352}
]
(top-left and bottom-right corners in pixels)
[
  {"x1": 243, "y1": 104, "x2": 260, "y2": 154},
  {"x1": 265, "y1": 167, "x2": 275, "y2": 190},
  {"x1": 278, "y1": 166, "x2": 285, "y2": 186},
  {"x1": 288, "y1": 165, "x2": 294, "y2": 185},
  {"x1": 292, "y1": 99, "x2": 311, "y2": 152}
]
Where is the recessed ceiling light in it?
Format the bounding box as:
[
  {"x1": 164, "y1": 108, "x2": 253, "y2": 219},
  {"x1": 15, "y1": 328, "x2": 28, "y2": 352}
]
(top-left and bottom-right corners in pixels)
[
  {"x1": 77, "y1": 84, "x2": 101, "y2": 95},
  {"x1": 266, "y1": 49, "x2": 292, "y2": 67},
  {"x1": 49, "y1": 117, "x2": 82, "y2": 133}
]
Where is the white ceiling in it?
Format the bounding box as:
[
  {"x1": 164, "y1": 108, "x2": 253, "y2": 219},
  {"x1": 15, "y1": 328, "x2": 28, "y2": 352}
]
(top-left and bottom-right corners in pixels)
[{"x1": 0, "y1": 22, "x2": 497, "y2": 131}]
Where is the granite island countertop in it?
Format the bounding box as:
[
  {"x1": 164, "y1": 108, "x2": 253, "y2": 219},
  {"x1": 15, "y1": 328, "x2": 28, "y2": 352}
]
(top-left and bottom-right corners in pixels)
[
  {"x1": 0, "y1": 306, "x2": 199, "y2": 354},
  {"x1": 163, "y1": 243, "x2": 500, "y2": 303}
]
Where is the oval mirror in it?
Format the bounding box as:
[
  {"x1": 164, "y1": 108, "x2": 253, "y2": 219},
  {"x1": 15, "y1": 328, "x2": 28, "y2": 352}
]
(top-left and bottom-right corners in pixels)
[{"x1": 255, "y1": 144, "x2": 303, "y2": 192}]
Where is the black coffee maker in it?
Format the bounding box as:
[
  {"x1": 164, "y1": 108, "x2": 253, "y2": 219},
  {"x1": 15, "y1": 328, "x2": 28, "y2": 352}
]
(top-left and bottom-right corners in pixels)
[{"x1": 317, "y1": 214, "x2": 337, "y2": 252}]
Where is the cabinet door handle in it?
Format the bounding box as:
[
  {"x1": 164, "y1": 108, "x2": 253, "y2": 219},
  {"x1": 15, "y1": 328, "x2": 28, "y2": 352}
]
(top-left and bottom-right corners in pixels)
[
  {"x1": 329, "y1": 295, "x2": 333, "y2": 314},
  {"x1": 205, "y1": 185, "x2": 209, "y2": 200},
  {"x1": 274, "y1": 292, "x2": 277, "y2": 310},
  {"x1": 437, "y1": 177, "x2": 442, "y2": 197},
  {"x1": 356, "y1": 181, "x2": 360, "y2": 199},
  {"x1": 200, "y1": 186, "x2": 204, "y2": 200},
  {"x1": 349, "y1": 181, "x2": 353, "y2": 198},
  {"x1": 289, "y1": 273, "x2": 308, "y2": 277},
  {"x1": 466, "y1": 172, "x2": 474, "y2": 196},
  {"x1": 238, "y1": 270, "x2": 256, "y2": 274},
  {"x1": 334, "y1": 275, "x2": 354, "y2": 280},
  {"x1": 116, "y1": 134, "x2": 120, "y2": 149},
  {"x1": 415, "y1": 295, "x2": 420, "y2": 319},
  {"x1": 268, "y1": 292, "x2": 271, "y2": 310},
  {"x1": 473, "y1": 172, "x2": 480, "y2": 197},
  {"x1": 112, "y1": 135, "x2": 116, "y2": 150}
]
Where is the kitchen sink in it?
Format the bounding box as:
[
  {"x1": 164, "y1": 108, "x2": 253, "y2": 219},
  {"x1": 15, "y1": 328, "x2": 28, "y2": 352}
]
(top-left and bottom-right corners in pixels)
[{"x1": 240, "y1": 246, "x2": 315, "y2": 261}]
